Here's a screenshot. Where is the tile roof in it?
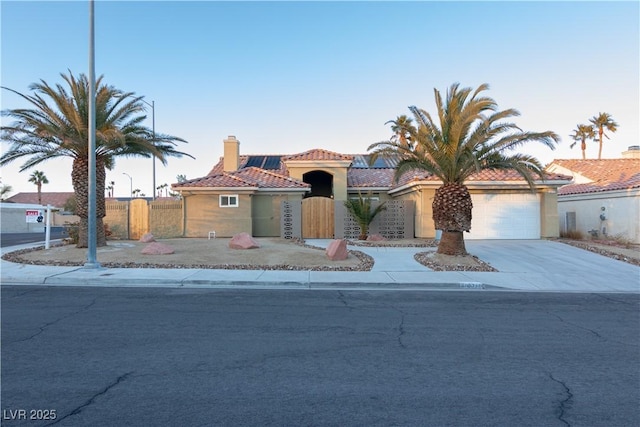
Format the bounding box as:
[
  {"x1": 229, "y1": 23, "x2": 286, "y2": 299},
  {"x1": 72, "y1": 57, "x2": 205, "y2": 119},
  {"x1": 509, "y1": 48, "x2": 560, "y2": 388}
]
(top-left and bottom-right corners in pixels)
[
  {"x1": 4, "y1": 192, "x2": 75, "y2": 208},
  {"x1": 389, "y1": 169, "x2": 570, "y2": 189},
  {"x1": 549, "y1": 159, "x2": 640, "y2": 195},
  {"x1": 282, "y1": 149, "x2": 354, "y2": 162},
  {"x1": 174, "y1": 167, "x2": 309, "y2": 190},
  {"x1": 202, "y1": 149, "x2": 571, "y2": 191}
]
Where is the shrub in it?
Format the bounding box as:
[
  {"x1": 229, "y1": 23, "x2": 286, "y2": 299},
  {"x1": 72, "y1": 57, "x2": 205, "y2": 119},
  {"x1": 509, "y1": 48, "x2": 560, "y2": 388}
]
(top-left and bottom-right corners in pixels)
[{"x1": 560, "y1": 229, "x2": 584, "y2": 240}]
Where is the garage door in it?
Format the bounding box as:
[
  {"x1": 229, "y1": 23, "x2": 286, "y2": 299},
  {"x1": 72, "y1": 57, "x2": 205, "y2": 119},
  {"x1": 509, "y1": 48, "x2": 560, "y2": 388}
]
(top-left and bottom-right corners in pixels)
[{"x1": 466, "y1": 193, "x2": 540, "y2": 239}]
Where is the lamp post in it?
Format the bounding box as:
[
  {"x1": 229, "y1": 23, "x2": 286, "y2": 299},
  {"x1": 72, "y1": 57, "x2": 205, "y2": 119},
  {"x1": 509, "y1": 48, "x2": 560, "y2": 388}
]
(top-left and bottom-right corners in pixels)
[
  {"x1": 142, "y1": 99, "x2": 156, "y2": 200},
  {"x1": 123, "y1": 172, "x2": 133, "y2": 198}
]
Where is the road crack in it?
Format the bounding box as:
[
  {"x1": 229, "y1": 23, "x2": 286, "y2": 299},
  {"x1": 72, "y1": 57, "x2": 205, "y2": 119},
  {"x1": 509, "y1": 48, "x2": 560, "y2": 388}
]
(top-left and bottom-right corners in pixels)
[
  {"x1": 45, "y1": 372, "x2": 133, "y2": 426},
  {"x1": 9, "y1": 298, "x2": 97, "y2": 344},
  {"x1": 548, "y1": 373, "x2": 573, "y2": 426}
]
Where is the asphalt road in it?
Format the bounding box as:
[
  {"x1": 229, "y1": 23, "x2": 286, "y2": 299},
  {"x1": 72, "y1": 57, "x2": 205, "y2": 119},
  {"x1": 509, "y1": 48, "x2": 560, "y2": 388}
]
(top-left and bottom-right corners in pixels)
[
  {"x1": 0, "y1": 230, "x2": 68, "y2": 248},
  {"x1": 1, "y1": 287, "x2": 639, "y2": 427}
]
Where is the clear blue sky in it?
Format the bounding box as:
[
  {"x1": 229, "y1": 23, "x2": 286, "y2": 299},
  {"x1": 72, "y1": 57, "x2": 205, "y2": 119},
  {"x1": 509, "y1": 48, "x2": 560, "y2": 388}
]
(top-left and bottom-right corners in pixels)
[{"x1": 1, "y1": 0, "x2": 638, "y2": 197}]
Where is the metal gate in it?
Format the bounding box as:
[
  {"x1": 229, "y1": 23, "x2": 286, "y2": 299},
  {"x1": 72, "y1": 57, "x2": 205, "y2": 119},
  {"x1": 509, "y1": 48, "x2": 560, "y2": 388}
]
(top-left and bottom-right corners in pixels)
[{"x1": 302, "y1": 197, "x2": 334, "y2": 238}]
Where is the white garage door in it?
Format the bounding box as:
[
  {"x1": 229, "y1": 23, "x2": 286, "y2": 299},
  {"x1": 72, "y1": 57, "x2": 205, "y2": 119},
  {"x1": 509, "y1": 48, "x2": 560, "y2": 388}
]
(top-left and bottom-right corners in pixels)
[{"x1": 466, "y1": 193, "x2": 540, "y2": 239}]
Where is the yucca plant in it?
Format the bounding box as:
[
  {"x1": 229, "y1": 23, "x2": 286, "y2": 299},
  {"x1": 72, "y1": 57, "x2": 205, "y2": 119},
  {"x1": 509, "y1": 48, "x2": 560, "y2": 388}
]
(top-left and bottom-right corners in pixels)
[{"x1": 344, "y1": 192, "x2": 387, "y2": 240}]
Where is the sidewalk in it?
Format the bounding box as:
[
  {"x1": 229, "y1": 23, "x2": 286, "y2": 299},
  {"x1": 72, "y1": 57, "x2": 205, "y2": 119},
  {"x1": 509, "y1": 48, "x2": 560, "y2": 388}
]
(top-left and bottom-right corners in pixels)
[{"x1": 1, "y1": 239, "x2": 639, "y2": 293}]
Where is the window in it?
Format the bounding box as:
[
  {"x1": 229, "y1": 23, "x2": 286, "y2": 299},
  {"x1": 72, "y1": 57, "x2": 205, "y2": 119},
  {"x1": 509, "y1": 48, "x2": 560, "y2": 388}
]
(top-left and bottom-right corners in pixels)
[{"x1": 219, "y1": 195, "x2": 238, "y2": 207}]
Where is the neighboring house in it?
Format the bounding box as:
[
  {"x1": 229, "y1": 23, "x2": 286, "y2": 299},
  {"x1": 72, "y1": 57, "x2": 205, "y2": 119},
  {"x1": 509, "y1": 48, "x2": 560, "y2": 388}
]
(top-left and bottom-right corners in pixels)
[
  {"x1": 546, "y1": 146, "x2": 640, "y2": 243},
  {"x1": 172, "y1": 136, "x2": 572, "y2": 240},
  {"x1": 4, "y1": 192, "x2": 74, "y2": 209}
]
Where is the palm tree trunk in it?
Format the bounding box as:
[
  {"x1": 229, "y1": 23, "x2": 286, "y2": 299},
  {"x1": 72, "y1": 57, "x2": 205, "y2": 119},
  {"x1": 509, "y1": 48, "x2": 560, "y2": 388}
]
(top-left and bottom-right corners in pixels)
[
  {"x1": 598, "y1": 129, "x2": 603, "y2": 160},
  {"x1": 72, "y1": 157, "x2": 107, "y2": 248},
  {"x1": 437, "y1": 231, "x2": 467, "y2": 255}
]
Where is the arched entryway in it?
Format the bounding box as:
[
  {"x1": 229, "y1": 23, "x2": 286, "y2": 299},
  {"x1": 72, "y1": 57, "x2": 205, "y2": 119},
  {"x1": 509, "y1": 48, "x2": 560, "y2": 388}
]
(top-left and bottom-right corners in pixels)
[{"x1": 302, "y1": 170, "x2": 333, "y2": 198}]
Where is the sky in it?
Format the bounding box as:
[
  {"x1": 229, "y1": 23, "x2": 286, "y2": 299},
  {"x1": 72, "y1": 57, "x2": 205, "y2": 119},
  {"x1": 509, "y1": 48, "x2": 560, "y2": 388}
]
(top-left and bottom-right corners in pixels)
[{"x1": 1, "y1": 0, "x2": 638, "y2": 198}]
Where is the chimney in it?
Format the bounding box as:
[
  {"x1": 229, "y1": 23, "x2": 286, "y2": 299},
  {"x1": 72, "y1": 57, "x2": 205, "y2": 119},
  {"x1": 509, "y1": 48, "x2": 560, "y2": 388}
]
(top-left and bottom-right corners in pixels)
[
  {"x1": 622, "y1": 145, "x2": 640, "y2": 159},
  {"x1": 223, "y1": 135, "x2": 240, "y2": 171}
]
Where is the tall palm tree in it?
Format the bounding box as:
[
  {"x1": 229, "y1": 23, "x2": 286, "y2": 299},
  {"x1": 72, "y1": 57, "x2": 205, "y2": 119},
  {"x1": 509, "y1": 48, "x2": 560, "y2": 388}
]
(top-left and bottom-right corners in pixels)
[
  {"x1": 0, "y1": 184, "x2": 12, "y2": 200},
  {"x1": 28, "y1": 170, "x2": 49, "y2": 205},
  {"x1": 385, "y1": 115, "x2": 416, "y2": 150},
  {"x1": 1, "y1": 71, "x2": 192, "y2": 247},
  {"x1": 569, "y1": 124, "x2": 595, "y2": 159},
  {"x1": 589, "y1": 112, "x2": 619, "y2": 159},
  {"x1": 368, "y1": 83, "x2": 559, "y2": 255}
]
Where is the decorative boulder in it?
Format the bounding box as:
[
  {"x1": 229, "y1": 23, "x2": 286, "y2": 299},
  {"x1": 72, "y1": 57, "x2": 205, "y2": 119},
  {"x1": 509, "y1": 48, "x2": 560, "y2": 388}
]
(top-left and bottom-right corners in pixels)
[
  {"x1": 326, "y1": 239, "x2": 348, "y2": 261},
  {"x1": 141, "y1": 242, "x2": 175, "y2": 255},
  {"x1": 140, "y1": 233, "x2": 156, "y2": 243},
  {"x1": 367, "y1": 234, "x2": 385, "y2": 242},
  {"x1": 229, "y1": 232, "x2": 260, "y2": 249}
]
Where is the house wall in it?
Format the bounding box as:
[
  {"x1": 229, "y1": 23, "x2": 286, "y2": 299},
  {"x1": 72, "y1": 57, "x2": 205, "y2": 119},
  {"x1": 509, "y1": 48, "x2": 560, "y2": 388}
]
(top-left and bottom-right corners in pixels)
[
  {"x1": 558, "y1": 190, "x2": 640, "y2": 243},
  {"x1": 394, "y1": 188, "x2": 436, "y2": 238},
  {"x1": 252, "y1": 193, "x2": 304, "y2": 237},
  {"x1": 0, "y1": 203, "x2": 79, "y2": 233},
  {"x1": 183, "y1": 193, "x2": 253, "y2": 238},
  {"x1": 287, "y1": 166, "x2": 348, "y2": 200},
  {"x1": 540, "y1": 191, "x2": 560, "y2": 238}
]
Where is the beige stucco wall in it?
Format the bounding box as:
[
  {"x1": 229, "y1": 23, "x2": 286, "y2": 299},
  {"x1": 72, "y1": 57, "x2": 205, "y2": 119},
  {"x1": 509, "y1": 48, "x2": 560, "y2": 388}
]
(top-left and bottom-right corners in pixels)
[
  {"x1": 540, "y1": 191, "x2": 560, "y2": 238},
  {"x1": 252, "y1": 193, "x2": 304, "y2": 237},
  {"x1": 558, "y1": 190, "x2": 640, "y2": 243},
  {"x1": 394, "y1": 187, "x2": 436, "y2": 238},
  {"x1": 183, "y1": 193, "x2": 253, "y2": 238},
  {"x1": 287, "y1": 166, "x2": 348, "y2": 201}
]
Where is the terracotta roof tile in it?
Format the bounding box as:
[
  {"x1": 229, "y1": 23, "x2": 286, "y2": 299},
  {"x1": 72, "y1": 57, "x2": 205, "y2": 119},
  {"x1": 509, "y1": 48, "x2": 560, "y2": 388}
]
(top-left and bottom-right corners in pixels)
[
  {"x1": 4, "y1": 192, "x2": 75, "y2": 208},
  {"x1": 174, "y1": 167, "x2": 309, "y2": 190},
  {"x1": 347, "y1": 169, "x2": 395, "y2": 188},
  {"x1": 549, "y1": 159, "x2": 640, "y2": 195},
  {"x1": 282, "y1": 149, "x2": 354, "y2": 161}
]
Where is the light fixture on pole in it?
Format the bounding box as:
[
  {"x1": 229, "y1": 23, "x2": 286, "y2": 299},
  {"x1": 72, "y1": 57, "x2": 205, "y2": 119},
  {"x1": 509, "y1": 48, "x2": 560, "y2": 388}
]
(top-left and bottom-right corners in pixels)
[
  {"x1": 123, "y1": 172, "x2": 133, "y2": 198},
  {"x1": 142, "y1": 99, "x2": 156, "y2": 200}
]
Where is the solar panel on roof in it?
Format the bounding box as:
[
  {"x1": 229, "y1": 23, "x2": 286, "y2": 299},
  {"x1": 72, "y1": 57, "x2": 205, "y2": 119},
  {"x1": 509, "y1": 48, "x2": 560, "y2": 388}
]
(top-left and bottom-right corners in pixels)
[
  {"x1": 372, "y1": 157, "x2": 388, "y2": 168},
  {"x1": 245, "y1": 156, "x2": 265, "y2": 168},
  {"x1": 264, "y1": 156, "x2": 281, "y2": 170}
]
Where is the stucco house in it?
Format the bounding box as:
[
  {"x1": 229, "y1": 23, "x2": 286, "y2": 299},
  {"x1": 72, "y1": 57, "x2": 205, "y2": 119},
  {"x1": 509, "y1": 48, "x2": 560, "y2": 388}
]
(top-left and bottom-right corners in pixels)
[
  {"x1": 546, "y1": 146, "x2": 640, "y2": 243},
  {"x1": 171, "y1": 136, "x2": 571, "y2": 240}
]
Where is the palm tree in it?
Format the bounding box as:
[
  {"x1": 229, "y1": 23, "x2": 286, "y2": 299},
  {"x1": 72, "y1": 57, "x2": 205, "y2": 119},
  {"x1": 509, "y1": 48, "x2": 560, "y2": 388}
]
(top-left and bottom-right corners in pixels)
[
  {"x1": 569, "y1": 124, "x2": 595, "y2": 159},
  {"x1": 0, "y1": 183, "x2": 12, "y2": 200},
  {"x1": 28, "y1": 170, "x2": 49, "y2": 205},
  {"x1": 344, "y1": 192, "x2": 387, "y2": 240},
  {"x1": 368, "y1": 83, "x2": 559, "y2": 255},
  {"x1": 1, "y1": 71, "x2": 192, "y2": 247},
  {"x1": 385, "y1": 115, "x2": 416, "y2": 150},
  {"x1": 589, "y1": 112, "x2": 619, "y2": 159}
]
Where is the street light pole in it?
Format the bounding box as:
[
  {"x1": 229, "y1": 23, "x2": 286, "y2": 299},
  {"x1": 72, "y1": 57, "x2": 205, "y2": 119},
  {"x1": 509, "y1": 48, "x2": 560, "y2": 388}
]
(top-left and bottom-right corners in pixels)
[
  {"x1": 142, "y1": 99, "x2": 156, "y2": 200},
  {"x1": 123, "y1": 172, "x2": 132, "y2": 198}
]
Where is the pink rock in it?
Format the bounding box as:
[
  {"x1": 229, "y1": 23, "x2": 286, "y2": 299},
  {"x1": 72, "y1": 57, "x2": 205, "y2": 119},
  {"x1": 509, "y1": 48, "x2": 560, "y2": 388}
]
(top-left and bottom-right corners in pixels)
[
  {"x1": 229, "y1": 232, "x2": 260, "y2": 249},
  {"x1": 367, "y1": 234, "x2": 385, "y2": 241},
  {"x1": 326, "y1": 239, "x2": 348, "y2": 261},
  {"x1": 140, "y1": 233, "x2": 156, "y2": 243},
  {"x1": 141, "y1": 242, "x2": 175, "y2": 255}
]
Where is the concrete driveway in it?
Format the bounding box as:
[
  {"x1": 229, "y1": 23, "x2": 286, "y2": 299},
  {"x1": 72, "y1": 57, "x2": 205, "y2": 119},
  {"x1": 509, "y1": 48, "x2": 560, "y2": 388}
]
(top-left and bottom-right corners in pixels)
[{"x1": 465, "y1": 240, "x2": 640, "y2": 292}]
